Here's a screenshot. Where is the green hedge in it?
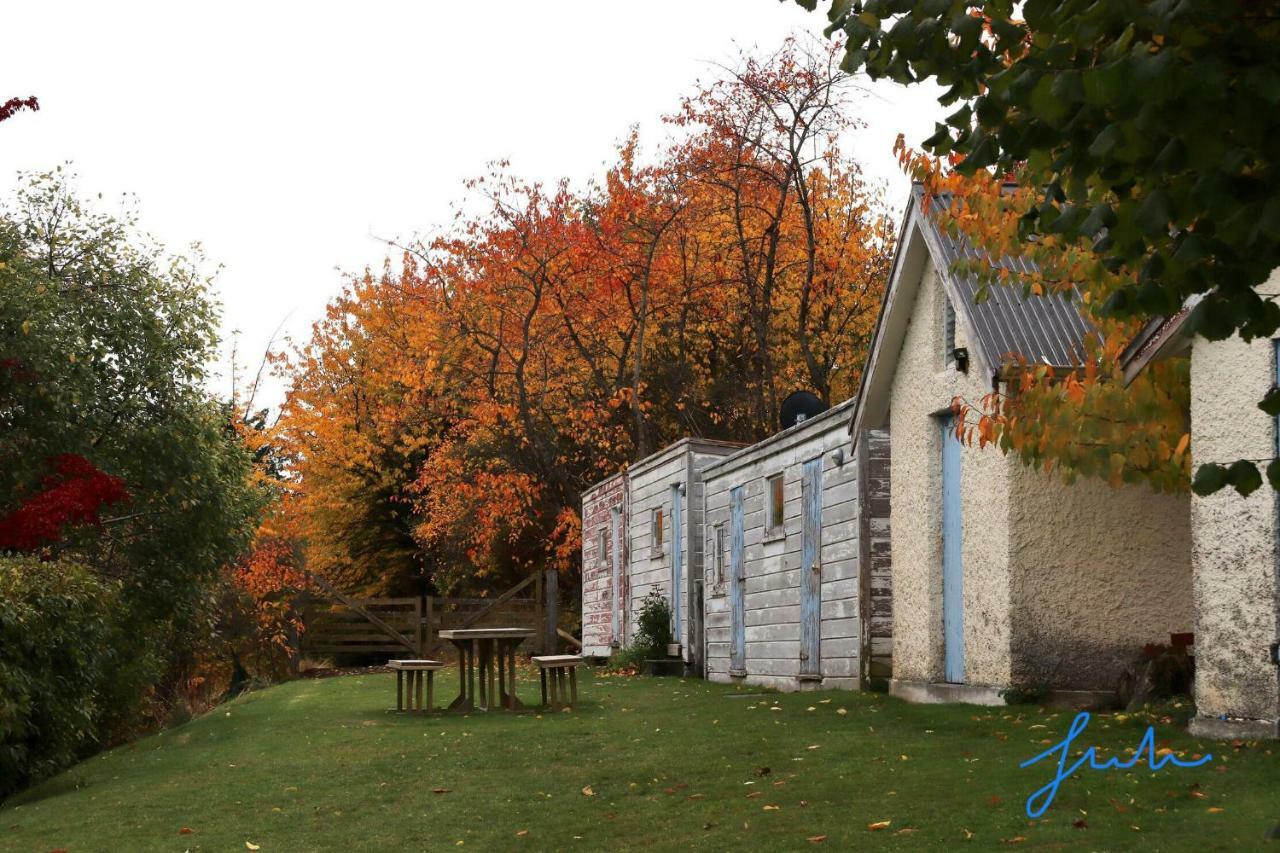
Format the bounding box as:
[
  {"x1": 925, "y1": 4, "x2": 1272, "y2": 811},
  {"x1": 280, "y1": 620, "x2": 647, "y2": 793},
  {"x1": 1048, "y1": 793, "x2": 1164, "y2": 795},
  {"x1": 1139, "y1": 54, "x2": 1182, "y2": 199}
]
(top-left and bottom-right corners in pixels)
[{"x1": 0, "y1": 556, "x2": 116, "y2": 799}]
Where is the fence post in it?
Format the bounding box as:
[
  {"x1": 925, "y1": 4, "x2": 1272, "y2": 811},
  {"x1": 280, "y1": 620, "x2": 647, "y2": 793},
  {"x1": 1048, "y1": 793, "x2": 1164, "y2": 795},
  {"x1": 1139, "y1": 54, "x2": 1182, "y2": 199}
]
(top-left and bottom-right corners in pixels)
[
  {"x1": 543, "y1": 569, "x2": 558, "y2": 654},
  {"x1": 414, "y1": 597, "x2": 424, "y2": 657},
  {"x1": 426, "y1": 596, "x2": 435, "y2": 657},
  {"x1": 534, "y1": 573, "x2": 544, "y2": 653}
]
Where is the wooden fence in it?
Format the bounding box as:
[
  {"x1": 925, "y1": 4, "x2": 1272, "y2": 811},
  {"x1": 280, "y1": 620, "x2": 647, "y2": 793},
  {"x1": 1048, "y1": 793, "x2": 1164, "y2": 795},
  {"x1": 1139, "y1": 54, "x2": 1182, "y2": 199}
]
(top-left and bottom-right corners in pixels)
[{"x1": 298, "y1": 570, "x2": 570, "y2": 659}]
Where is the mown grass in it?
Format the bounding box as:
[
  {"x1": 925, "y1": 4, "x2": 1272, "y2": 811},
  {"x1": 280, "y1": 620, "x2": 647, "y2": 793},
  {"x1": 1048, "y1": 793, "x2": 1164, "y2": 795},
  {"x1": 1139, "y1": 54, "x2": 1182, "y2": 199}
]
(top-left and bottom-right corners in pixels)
[{"x1": 2, "y1": 668, "x2": 1277, "y2": 851}]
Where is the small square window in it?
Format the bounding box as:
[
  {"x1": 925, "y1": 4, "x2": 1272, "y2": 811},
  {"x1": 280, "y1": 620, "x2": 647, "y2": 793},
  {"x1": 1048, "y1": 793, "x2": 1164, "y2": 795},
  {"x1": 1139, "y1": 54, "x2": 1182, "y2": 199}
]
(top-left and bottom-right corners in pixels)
[
  {"x1": 766, "y1": 473, "x2": 784, "y2": 535},
  {"x1": 651, "y1": 507, "x2": 664, "y2": 554},
  {"x1": 597, "y1": 526, "x2": 608, "y2": 562}
]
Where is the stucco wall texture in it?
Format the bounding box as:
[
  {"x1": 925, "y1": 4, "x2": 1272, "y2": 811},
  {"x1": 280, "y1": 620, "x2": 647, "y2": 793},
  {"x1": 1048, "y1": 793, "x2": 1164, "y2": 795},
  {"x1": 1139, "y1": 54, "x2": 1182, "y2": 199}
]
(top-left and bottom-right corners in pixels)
[
  {"x1": 890, "y1": 258, "x2": 1194, "y2": 693},
  {"x1": 1008, "y1": 469, "x2": 1192, "y2": 690},
  {"x1": 889, "y1": 259, "x2": 1014, "y2": 687},
  {"x1": 1190, "y1": 271, "x2": 1280, "y2": 729}
]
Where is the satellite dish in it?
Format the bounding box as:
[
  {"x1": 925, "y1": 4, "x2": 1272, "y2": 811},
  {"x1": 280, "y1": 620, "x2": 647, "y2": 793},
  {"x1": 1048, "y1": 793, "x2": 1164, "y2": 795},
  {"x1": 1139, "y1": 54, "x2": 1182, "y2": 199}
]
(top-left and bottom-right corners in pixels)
[{"x1": 779, "y1": 391, "x2": 828, "y2": 430}]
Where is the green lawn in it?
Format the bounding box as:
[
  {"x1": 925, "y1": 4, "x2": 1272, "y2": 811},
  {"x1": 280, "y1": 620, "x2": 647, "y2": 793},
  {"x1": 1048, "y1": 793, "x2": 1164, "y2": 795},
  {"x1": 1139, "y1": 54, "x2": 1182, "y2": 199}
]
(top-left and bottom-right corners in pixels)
[{"x1": 2, "y1": 668, "x2": 1277, "y2": 851}]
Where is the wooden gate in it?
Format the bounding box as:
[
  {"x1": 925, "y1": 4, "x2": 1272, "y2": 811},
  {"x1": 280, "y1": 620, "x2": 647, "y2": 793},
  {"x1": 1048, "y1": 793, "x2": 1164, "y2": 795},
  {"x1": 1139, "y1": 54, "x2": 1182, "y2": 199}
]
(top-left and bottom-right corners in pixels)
[{"x1": 299, "y1": 570, "x2": 570, "y2": 659}]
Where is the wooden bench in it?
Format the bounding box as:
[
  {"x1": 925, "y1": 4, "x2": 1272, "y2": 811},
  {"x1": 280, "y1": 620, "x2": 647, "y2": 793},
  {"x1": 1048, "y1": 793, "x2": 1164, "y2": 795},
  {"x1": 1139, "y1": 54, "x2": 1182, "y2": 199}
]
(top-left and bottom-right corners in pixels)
[
  {"x1": 532, "y1": 655, "x2": 583, "y2": 709},
  {"x1": 388, "y1": 659, "x2": 444, "y2": 712}
]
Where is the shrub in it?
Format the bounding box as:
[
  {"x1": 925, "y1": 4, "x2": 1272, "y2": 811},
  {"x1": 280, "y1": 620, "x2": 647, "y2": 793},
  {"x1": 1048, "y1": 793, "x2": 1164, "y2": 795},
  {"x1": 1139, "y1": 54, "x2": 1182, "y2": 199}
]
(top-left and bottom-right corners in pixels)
[
  {"x1": 601, "y1": 645, "x2": 647, "y2": 674},
  {"x1": 0, "y1": 556, "x2": 117, "y2": 799},
  {"x1": 632, "y1": 588, "x2": 674, "y2": 658}
]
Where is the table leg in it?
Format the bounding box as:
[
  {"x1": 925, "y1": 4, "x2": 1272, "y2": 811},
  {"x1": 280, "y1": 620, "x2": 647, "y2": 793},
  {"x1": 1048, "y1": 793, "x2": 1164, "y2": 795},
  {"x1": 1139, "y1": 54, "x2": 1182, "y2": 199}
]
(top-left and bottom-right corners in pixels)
[
  {"x1": 487, "y1": 640, "x2": 497, "y2": 709},
  {"x1": 569, "y1": 666, "x2": 577, "y2": 705},
  {"x1": 497, "y1": 644, "x2": 507, "y2": 707},
  {"x1": 474, "y1": 639, "x2": 485, "y2": 710},
  {"x1": 396, "y1": 668, "x2": 404, "y2": 712},
  {"x1": 415, "y1": 669, "x2": 424, "y2": 711},
  {"x1": 448, "y1": 641, "x2": 472, "y2": 711},
  {"x1": 507, "y1": 644, "x2": 517, "y2": 709},
  {"x1": 540, "y1": 667, "x2": 548, "y2": 707},
  {"x1": 427, "y1": 669, "x2": 434, "y2": 712}
]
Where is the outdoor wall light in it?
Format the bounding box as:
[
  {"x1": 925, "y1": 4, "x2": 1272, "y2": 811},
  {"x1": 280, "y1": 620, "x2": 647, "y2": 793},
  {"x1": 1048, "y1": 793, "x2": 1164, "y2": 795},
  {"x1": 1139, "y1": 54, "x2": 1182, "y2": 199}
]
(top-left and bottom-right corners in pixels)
[
  {"x1": 830, "y1": 448, "x2": 845, "y2": 467},
  {"x1": 953, "y1": 346, "x2": 969, "y2": 374}
]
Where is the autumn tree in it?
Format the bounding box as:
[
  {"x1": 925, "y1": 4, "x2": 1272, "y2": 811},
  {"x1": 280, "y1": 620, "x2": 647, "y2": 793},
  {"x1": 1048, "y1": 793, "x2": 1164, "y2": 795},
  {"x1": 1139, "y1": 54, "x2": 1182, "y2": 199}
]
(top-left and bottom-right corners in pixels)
[
  {"x1": 796, "y1": 0, "x2": 1280, "y2": 490},
  {"x1": 277, "y1": 38, "x2": 895, "y2": 597}
]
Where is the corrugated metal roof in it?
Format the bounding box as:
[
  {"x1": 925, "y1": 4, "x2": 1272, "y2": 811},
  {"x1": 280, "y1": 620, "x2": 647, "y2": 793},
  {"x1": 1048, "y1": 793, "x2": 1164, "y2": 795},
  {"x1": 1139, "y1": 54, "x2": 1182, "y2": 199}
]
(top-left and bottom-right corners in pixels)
[{"x1": 915, "y1": 185, "x2": 1096, "y2": 370}]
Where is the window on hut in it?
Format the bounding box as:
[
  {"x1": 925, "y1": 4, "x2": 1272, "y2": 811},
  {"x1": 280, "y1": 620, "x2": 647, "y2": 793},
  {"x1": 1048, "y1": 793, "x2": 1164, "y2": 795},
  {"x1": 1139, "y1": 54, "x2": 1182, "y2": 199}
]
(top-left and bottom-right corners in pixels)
[
  {"x1": 651, "y1": 506, "x2": 664, "y2": 555},
  {"x1": 597, "y1": 526, "x2": 608, "y2": 562},
  {"x1": 766, "y1": 472, "x2": 785, "y2": 536},
  {"x1": 714, "y1": 524, "x2": 726, "y2": 585}
]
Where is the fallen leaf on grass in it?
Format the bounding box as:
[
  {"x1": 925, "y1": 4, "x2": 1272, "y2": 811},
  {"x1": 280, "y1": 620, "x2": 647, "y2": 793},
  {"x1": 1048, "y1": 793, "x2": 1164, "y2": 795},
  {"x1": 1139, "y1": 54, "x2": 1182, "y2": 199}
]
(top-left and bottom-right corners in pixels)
[
  {"x1": 1003, "y1": 837, "x2": 1026, "y2": 844},
  {"x1": 515, "y1": 830, "x2": 528, "y2": 837},
  {"x1": 867, "y1": 820, "x2": 891, "y2": 831},
  {"x1": 582, "y1": 786, "x2": 595, "y2": 797},
  {"x1": 763, "y1": 805, "x2": 780, "y2": 811},
  {"x1": 433, "y1": 787, "x2": 450, "y2": 794},
  {"x1": 806, "y1": 835, "x2": 827, "y2": 843},
  {"x1": 1208, "y1": 807, "x2": 1225, "y2": 813},
  {"x1": 746, "y1": 791, "x2": 763, "y2": 799},
  {"x1": 687, "y1": 794, "x2": 705, "y2": 801},
  {"x1": 179, "y1": 828, "x2": 194, "y2": 835},
  {"x1": 1072, "y1": 819, "x2": 1088, "y2": 829},
  {"x1": 836, "y1": 708, "x2": 847, "y2": 716},
  {"x1": 246, "y1": 844, "x2": 261, "y2": 851},
  {"x1": 895, "y1": 828, "x2": 917, "y2": 835}
]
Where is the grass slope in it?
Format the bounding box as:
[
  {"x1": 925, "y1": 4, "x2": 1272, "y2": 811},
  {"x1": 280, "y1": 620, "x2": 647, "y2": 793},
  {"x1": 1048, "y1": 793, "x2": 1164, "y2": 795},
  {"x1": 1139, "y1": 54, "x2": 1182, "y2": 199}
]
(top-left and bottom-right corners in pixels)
[{"x1": 2, "y1": 669, "x2": 1277, "y2": 851}]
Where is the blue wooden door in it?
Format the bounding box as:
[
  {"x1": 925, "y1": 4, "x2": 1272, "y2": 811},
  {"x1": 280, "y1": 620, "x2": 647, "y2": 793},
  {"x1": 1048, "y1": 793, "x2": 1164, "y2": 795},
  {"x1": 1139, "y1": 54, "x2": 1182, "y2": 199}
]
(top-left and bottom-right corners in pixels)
[
  {"x1": 941, "y1": 417, "x2": 965, "y2": 683},
  {"x1": 670, "y1": 484, "x2": 683, "y2": 652},
  {"x1": 799, "y1": 458, "x2": 823, "y2": 678},
  {"x1": 729, "y1": 485, "x2": 746, "y2": 674}
]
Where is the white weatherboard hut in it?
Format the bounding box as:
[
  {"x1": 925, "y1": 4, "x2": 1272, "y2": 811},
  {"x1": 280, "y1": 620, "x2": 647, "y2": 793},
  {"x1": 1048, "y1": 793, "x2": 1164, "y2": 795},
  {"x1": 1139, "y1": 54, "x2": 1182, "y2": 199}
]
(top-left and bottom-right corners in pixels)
[
  {"x1": 701, "y1": 397, "x2": 892, "y2": 691},
  {"x1": 624, "y1": 438, "x2": 742, "y2": 674}
]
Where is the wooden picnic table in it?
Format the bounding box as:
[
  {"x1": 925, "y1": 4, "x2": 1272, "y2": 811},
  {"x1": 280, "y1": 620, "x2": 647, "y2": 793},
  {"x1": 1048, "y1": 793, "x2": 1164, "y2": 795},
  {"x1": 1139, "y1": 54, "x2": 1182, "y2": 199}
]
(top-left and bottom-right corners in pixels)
[{"x1": 438, "y1": 628, "x2": 535, "y2": 712}]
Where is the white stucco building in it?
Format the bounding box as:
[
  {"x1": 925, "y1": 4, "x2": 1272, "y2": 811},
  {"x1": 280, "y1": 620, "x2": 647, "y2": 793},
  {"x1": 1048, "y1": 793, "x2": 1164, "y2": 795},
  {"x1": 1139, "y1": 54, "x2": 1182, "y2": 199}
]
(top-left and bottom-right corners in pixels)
[
  {"x1": 851, "y1": 186, "x2": 1196, "y2": 708},
  {"x1": 1123, "y1": 272, "x2": 1280, "y2": 738}
]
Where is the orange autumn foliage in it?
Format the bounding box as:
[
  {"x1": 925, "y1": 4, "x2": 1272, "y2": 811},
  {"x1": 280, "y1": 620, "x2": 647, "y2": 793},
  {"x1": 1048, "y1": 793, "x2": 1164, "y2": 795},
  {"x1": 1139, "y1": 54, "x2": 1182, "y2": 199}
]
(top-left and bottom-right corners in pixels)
[
  {"x1": 897, "y1": 142, "x2": 1191, "y2": 492},
  {"x1": 275, "y1": 38, "x2": 896, "y2": 596}
]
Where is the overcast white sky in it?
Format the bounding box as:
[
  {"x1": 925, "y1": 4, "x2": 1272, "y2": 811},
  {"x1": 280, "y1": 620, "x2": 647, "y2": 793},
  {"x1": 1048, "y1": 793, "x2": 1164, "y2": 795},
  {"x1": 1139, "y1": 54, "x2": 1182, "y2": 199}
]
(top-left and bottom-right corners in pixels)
[{"x1": 1, "y1": 1, "x2": 942, "y2": 408}]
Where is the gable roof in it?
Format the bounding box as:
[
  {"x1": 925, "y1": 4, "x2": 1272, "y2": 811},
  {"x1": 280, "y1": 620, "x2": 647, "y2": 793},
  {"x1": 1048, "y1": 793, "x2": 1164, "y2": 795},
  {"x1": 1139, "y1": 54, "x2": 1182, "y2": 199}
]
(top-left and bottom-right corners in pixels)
[
  {"x1": 850, "y1": 184, "x2": 1095, "y2": 437},
  {"x1": 925, "y1": 189, "x2": 1094, "y2": 373}
]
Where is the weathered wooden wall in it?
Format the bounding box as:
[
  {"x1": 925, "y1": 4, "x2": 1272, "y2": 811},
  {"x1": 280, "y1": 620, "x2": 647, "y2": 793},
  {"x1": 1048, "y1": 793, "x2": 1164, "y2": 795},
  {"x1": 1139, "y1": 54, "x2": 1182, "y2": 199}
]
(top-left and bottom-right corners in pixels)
[
  {"x1": 581, "y1": 472, "x2": 627, "y2": 657},
  {"x1": 624, "y1": 438, "x2": 740, "y2": 667},
  {"x1": 703, "y1": 400, "x2": 885, "y2": 691},
  {"x1": 860, "y1": 429, "x2": 893, "y2": 678}
]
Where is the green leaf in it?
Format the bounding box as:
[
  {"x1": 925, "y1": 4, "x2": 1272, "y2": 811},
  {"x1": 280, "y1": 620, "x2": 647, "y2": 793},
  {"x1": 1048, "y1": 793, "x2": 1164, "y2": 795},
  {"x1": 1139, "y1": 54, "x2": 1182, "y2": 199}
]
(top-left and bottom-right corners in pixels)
[
  {"x1": 1029, "y1": 75, "x2": 1068, "y2": 124},
  {"x1": 1135, "y1": 189, "x2": 1172, "y2": 235},
  {"x1": 1088, "y1": 125, "x2": 1125, "y2": 162},
  {"x1": 1082, "y1": 63, "x2": 1124, "y2": 106}
]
